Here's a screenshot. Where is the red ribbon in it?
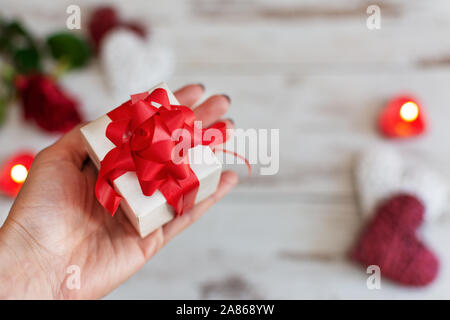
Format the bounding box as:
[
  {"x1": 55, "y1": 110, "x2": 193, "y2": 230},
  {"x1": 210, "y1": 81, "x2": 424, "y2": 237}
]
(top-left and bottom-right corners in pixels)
[{"x1": 95, "y1": 88, "x2": 226, "y2": 216}]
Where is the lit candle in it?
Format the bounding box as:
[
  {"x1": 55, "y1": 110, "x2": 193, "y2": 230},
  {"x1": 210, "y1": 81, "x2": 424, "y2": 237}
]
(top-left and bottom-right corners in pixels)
[
  {"x1": 378, "y1": 96, "x2": 426, "y2": 138},
  {"x1": 0, "y1": 152, "x2": 34, "y2": 197}
]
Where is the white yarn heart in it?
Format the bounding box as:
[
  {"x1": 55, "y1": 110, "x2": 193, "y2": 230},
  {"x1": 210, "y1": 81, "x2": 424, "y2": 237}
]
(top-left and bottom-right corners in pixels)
[
  {"x1": 355, "y1": 145, "x2": 448, "y2": 223},
  {"x1": 101, "y1": 29, "x2": 175, "y2": 104}
]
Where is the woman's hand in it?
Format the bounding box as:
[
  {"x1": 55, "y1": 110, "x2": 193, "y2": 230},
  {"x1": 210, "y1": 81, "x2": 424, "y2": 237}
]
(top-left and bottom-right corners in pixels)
[{"x1": 0, "y1": 84, "x2": 237, "y2": 299}]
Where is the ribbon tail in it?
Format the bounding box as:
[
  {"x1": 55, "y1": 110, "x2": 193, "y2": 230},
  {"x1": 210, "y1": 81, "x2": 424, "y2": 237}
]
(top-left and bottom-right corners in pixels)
[
  {"x1": 159, "y1": 168, "x2": 199, "y2": 216},
  {"x1": 95, "y1": 175, "x2": 122, "y2": 215},
  {"x1": 178, "y1": 167, "x2": 199, "y2": 214},
  {"x1": 95, "y1": 155, "x2": 122, "y2": 215},
  {"x1": 159, "y1": 177, "x2": 184, "y2": 215},
  {"x1": 95, "y1": 146, "x2": 135, "y2": 216}
]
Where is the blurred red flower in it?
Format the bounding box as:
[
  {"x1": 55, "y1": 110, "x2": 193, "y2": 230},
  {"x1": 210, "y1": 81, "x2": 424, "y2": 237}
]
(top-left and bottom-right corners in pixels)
[
  {"x1": 88, "y1": 6, "x2": 147, "y2": 52},
  {"x1": 88, "y1": 7, "x2": 120, "y2": 51},
  {"x1": 15, "y1": 74, "x2": 83, "y2": 133}
]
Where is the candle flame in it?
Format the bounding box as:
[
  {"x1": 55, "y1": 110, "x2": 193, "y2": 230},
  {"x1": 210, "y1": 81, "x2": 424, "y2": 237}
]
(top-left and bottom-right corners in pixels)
[
  {"x1": 10, "y1": 164, "x2": 28, "y2": 183},
  {"x1": 400, "y1": 101, "x2": 419, "y2": 122}
]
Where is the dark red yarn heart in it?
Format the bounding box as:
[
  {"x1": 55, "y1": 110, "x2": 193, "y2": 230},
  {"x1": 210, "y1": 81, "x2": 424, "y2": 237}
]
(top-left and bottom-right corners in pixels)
[{"x1": 351, "y1": 194, "x2": 439, "y2": 286}]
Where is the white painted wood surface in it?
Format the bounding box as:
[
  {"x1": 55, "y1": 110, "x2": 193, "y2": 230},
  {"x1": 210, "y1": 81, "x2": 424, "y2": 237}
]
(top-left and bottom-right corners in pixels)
[{"x1": 2, "y1": 0, "x2": 450, "y2": 299}]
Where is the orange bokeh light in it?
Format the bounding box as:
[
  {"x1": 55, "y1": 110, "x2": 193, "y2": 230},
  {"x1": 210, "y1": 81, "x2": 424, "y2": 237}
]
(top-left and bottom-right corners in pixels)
[
  {"x1": 399, "y1": 101, "x2": 419, "y2": 122},
  {"x1": 10, "y1": 164, "x2": 28, "y2": 183}
]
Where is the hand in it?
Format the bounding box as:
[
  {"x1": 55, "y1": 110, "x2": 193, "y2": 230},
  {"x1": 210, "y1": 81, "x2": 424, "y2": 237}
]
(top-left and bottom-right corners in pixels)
[{"x1": 0, "y1": 84, "x2": 237, "y2": 299}]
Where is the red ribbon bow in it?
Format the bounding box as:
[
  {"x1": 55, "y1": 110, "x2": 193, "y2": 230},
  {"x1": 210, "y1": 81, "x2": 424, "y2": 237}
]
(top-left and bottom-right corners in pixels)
[{"x1": 95, "y1": 88, "x2": 226, "y2": 216}]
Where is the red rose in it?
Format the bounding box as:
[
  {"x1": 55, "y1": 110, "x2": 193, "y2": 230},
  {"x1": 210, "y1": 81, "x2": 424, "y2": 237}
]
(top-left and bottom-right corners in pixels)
[
  {"x1": 15, "y1": 74, "x2": 83, "y2": 133},
  {"x1": 88, "y1": 6, "x2": 147, "y2": 52},
  {"x1": 88, "y1": 7, "x2": 120, "y2": 51}
]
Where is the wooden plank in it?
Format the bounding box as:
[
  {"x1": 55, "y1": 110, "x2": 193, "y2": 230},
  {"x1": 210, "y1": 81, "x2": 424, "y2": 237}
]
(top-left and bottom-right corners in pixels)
[
  {"x1": 3, "y1": 0, "x2": 450, "y2": 70},
  {"x1": 106, "y1": 196, "x2": 450, "y2": 299}
]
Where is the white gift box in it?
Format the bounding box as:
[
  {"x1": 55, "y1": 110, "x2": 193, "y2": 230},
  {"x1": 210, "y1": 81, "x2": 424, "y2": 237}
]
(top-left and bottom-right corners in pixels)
[{"x1": 81, "y1": 83, "x2": 222, "y2": 237}]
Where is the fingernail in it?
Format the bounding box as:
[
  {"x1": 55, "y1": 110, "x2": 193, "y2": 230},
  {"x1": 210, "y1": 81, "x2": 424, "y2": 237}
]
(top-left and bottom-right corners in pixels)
[
  {"x1": 197, "y1": 83, "x2": 205, "y2": 91},
  {"x1": 222, "y1": 94, "x2": 231, "y2": 104},
  {"x1": 226, "y1": 118, "x2": 235, "y2": 125}
]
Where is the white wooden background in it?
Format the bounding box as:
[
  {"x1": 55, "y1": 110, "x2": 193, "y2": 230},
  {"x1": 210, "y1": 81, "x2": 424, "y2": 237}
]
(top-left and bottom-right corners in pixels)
[{"x1": 3, "y1": 0, "x2": 450, "y2": 299}]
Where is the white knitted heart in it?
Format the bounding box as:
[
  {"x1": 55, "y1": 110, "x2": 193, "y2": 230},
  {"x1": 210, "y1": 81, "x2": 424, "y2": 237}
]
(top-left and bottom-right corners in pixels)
[
  {"x1": 101, "y1": 29, "x2": 175, "y2": 104},
  {"x1": 356, "y1": 145, "x2": 448, "y2": 222}
]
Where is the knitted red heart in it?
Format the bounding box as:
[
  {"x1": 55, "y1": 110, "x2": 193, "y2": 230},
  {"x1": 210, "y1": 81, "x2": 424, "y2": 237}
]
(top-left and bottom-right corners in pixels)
[{"x1": 351, "y1": 194, "x2": 439, "y2": 286}]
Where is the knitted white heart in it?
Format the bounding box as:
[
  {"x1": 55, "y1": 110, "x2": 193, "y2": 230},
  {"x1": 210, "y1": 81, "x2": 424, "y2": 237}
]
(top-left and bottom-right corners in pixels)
[
  {"x1": 101, "y1": 29, "x2": 175, "y2": 104},
  {"x1": 355, "y1": 145, "x2": 448, "y2": 222}
]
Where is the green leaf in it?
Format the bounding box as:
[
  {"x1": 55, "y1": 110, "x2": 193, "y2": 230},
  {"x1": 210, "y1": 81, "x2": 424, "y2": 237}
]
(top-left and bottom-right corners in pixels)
[
  {"x1": 13, "y1": 47, "x2": 41, "y2": 73},
  {"x1": 1, "y1": 21, "x2": 33, "y2": 52},
  {"x1": 46, "y1": 32, "x2": 91, "y2": 69},
  {"x1": 0, "y1": 20, "x2": 42, "y2": 73},
  {"x1": 0, "y1": 62, "x2": 15, "y2": 102},
  {"x1": 0, "y1": 97, "x2": 7, "y2": 126}
]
